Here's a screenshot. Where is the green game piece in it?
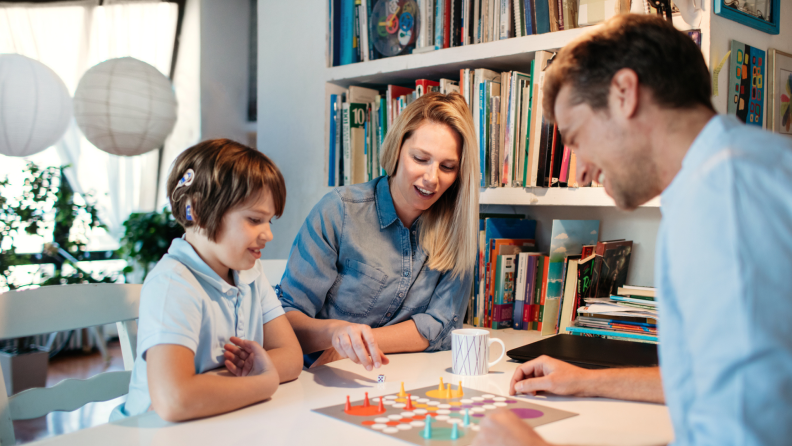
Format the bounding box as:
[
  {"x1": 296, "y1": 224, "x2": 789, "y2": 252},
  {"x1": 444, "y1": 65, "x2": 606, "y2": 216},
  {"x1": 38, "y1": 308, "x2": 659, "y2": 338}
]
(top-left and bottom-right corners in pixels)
[
  {"x1": 421, "y1": 416, "x2": 433, "y2": 439},
  {"x1": 463, "y1": 408, "x2": 471, "y2": 426},
  {"x1": 451, "y1": 422, "x2": 459, "y2": 440}
]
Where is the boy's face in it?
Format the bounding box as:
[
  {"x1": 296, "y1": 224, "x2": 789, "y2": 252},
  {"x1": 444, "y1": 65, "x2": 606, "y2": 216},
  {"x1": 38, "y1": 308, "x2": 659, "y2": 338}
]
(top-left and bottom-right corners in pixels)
[{"x1": 190, "y1": 189, "x2": 276, "y2": 280}]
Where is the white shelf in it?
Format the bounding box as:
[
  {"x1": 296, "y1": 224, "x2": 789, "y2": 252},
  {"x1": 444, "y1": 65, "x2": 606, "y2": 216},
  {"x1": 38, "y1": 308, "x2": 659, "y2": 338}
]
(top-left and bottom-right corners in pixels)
[
  {"x1": 479, "y1": 187, "x2": 661, "y2": 207},
  {"x1": 325, "y1": 27, "x2": 593, "y2": 87}
]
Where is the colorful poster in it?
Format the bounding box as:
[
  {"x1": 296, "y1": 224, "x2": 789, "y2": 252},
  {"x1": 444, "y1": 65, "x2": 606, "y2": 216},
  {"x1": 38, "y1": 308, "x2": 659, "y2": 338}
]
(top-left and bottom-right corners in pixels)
[
  {"x1": 779, "y1": 69, "x2": 792, "y2": 134},
  {"x1": 728, "y1": 40, "x2": 765, "y2": 127}
]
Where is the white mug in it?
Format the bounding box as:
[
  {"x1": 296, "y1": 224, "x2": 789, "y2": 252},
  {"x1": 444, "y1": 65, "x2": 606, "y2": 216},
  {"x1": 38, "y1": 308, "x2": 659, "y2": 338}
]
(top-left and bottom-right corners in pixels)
[{"x1": 451, "y1": 329, "x2": 506, "y2": 375}]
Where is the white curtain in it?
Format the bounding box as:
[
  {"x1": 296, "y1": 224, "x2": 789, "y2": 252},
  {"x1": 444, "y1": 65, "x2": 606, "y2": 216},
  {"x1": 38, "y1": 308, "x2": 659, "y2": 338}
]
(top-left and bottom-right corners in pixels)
[{"x1": 0, "y1": 0, "x2": 194, "y2": 239}]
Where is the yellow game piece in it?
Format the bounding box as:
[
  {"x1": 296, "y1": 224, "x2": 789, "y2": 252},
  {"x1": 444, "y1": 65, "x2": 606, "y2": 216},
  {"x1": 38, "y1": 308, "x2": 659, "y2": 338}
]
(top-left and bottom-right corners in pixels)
[
  {"x1": 398, "y1": 382, "x2": 407, "y2": 397},
  {"x1": 445, "y1": 383, "x2": 452, "y2": 399},
  {"x1": 438, "y1": 377, "x2": 444, "y2": 392},
  {"x1": 456, "y1": 381, "x2": 464, "y2": 398}
]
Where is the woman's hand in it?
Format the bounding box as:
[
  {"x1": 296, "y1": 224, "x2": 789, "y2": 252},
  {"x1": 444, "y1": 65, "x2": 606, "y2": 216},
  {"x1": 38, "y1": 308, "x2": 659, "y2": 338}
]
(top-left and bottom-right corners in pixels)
[
  {"x1": 223, "y1": 336, "x2": 277, "y2": 377},
  {"x1": 329, "y1": 322, "x2": 390, "y2": 371}
]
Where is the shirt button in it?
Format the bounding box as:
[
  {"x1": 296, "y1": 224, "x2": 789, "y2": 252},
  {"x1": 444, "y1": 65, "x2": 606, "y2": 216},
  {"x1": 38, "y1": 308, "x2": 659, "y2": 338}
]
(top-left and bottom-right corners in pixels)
[
  {"x1": 404, "y1": 271, "x2": 410, "y2": 277},
  {"x1": 386, "y1": 313, "x2": 391, "y2": 317},
  {"x1": 398, "y1": 292, "x2": 403, "y2": 297},
  {"x1": 226, "y1": 290, "x2": 234, "y2": 296}
]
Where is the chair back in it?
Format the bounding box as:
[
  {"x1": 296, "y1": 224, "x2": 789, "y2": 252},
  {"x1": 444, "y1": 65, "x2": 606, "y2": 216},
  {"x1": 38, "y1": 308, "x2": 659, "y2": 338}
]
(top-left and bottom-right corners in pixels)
[{"x1": 0, "y1": 284, "x2": 141, "y2": 446}]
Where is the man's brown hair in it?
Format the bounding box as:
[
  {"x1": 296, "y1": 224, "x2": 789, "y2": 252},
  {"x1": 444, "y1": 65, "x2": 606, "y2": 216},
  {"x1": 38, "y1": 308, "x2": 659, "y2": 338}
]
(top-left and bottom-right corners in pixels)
[
  {"x1": 543, "y1": 14, "x2": 714, "y2": 122},
  {"x1": 167, "y1": 139, "x2": 286, "y2": 241}
]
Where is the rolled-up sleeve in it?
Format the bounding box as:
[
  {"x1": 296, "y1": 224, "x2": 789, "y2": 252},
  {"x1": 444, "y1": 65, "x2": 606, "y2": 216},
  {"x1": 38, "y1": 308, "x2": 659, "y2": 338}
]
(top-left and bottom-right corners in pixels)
[
  {"x1": 279, "y1": 190, "x2": 345, "y2": 317},
  {"x1": 411, "y1": 270, "x2": 473, "y2": 352}
]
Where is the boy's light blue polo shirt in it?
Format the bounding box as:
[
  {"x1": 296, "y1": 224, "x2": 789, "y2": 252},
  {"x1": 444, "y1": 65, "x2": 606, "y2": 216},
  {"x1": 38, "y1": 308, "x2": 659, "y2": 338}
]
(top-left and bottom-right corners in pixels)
[{"x1": 118, "y1": 237, "x2": 285, "y2": 418}]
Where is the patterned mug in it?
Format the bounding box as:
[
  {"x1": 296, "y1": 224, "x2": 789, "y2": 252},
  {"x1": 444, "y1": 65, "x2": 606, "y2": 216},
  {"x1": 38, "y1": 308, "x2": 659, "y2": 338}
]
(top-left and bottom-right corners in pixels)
[{"x1": 451, "y1": 329, "x2": 506, "y2": 375}]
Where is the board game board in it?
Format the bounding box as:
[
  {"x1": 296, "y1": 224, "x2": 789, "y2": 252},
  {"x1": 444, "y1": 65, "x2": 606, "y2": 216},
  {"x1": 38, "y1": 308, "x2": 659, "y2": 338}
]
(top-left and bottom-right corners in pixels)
[{"x1": 313, "y1": 380, "x2": 577, "y2": 445}]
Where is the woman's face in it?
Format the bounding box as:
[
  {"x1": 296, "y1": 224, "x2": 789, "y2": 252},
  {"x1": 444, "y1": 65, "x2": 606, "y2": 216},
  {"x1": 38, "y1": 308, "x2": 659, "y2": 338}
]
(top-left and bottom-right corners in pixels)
[{"x1": 390, "y1": 121, "x2": 462, "y2": 224}]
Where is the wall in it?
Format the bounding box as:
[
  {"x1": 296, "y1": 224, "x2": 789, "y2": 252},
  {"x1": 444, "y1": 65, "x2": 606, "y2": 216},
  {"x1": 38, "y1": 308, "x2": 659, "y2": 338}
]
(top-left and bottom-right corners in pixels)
[
  {"x1": 258, "y1": 0, "x2": 328, "y2": 259},
  {"x1": 201, "y1": 0, "x2": 254, "y2": 143}
]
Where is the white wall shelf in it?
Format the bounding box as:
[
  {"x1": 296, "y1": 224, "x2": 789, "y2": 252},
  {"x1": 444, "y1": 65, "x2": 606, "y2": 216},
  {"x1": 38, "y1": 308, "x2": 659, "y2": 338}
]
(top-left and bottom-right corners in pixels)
[
  {"x1": 325, "y1": 27, "x2": 592, "y2": 87},
  {"x1": 479, "y1": 187, "x2": 661, "y2": 207}
]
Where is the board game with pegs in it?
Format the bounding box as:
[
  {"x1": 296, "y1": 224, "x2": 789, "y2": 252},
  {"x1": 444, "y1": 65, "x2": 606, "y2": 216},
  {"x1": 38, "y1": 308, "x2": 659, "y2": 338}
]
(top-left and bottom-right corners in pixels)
[{"x1": 313, "y1": 378, "x2": 577, "y2": 445}]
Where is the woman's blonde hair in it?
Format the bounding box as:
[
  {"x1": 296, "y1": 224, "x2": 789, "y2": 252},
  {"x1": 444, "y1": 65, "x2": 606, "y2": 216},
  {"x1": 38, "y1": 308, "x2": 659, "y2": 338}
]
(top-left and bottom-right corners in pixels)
[{"x1": 380, "y1": 92, "x2": 480, "y2": 278}]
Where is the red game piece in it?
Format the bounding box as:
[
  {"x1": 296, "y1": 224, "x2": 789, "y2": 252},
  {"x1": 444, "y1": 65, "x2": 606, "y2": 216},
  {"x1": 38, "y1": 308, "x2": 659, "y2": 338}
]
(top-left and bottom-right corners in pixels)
[
  {"x1": 378, "y1": 396, "x2": 385, "y2": 412},
  {"x1": 405, "y1": 393, "x2": 414, "y2": 410},
  {"x1": 345, "y1": 395, "x2": 351, "y2": 411},
  {"x1": 364, "y1": 392, "x2": 370, "y2": 407}
]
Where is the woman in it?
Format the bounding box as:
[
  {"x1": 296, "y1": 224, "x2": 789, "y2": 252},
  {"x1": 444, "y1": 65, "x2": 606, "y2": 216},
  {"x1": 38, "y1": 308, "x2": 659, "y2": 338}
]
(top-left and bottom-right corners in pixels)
[{"x1": 279, "y1": 92, "x2": 479, "y2": 370}]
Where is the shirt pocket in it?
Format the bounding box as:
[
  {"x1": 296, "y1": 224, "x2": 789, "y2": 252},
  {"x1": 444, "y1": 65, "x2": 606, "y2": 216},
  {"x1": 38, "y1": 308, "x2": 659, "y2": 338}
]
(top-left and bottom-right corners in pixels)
[{"x1": 328, "y1": 259, "x2": 387, "y2": 317}]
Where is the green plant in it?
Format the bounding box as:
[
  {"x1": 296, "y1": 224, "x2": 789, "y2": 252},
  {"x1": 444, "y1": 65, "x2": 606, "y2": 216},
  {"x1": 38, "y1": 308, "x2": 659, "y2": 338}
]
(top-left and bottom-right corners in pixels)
[{"x1": 119, "y1": 207, "x2": 184, "y2": 281}]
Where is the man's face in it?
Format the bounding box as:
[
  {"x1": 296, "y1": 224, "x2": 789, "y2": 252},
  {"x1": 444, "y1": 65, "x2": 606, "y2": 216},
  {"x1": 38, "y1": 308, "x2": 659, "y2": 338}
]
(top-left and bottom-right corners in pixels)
[{"x1": 555, "y1": 83, "x2": 660, "y2": 210}]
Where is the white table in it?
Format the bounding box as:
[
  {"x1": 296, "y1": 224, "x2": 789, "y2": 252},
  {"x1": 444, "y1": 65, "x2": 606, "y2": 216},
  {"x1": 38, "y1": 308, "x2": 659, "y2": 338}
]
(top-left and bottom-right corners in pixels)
[{"x1": 31, "y1": 329, "x2": 673, "y2": 446}]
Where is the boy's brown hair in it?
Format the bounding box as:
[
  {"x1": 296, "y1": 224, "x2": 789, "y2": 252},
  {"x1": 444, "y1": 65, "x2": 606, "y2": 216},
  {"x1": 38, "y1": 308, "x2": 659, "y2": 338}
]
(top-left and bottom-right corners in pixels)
[
  {"x1": 543, "y1": 14, "x2": 715, "y2": 122},
  {"x1": 167, "y1": 139, "x2": 286, "y2": 241}
]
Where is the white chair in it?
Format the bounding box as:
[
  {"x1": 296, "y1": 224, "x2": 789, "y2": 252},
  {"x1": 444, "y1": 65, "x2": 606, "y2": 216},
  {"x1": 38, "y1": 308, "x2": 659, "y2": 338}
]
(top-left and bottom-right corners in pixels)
[
  {"x1": 0, "y1": 284, "x2": 141, "y2": 446},
  {"x1": 260, "y1": 259, "x2": 287, "y2": 286}
]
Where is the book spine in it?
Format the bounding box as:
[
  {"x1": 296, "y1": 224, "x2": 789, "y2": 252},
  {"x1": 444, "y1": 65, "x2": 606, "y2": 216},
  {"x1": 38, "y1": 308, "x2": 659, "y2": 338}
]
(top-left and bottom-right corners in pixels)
[
  {"x1": 329, "y1": 95, "x2": 338, "y2": 187},
  {"x1": 444, "y1": 0, "x2": 451, "y2": 48},
  {"x1": 479, "y1": 82, "x2": 486, "y2": 187},
  {"x1": 340, "y1": 0, "x2": 354, "y2": 65},
  {"x1": 565, "y1": 326, "x2": 658, "y2": 342},
  {"x1": 435, "y1": 0, "x2": 445, "y2": 47},
  {"x1": 556, "y1": 0, "x2": 564, "y2": 30},
  {"x1": 513, "y1": 0, "x2": 523, "y2": 37},
  {"x1": 342, "y1": 103, "x2": 352, "y2": 185},
  {"x1": 559, "y1": 145, "x2": 571, "y2": 183},
  {"x1": 353, "y1": 0, "x2": 361, "y2": 62},
  {"x1": 490, "y1": 95, "x2": 499, "y2": 187},
  {"x1": 513, "y1": 254, "x2": 526, "y2": 330},
  {"x1": 534, "y1": 0, "x2": 550, "y2": 34},
  {"x1": 523, "y1": 0, "x2": 534, "y2": 35},
  {"x1": 536, "y1": 255, "x2": 549, "y2": 331}
]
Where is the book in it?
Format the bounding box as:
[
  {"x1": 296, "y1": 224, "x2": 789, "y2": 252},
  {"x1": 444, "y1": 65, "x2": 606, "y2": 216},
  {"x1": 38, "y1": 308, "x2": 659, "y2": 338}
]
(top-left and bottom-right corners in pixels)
[
  {"x1": 523, "y1": 0, "x2": 535, "y2": 35},
  {"x1": 415, "y1": 79, "x2": 441, "y2": 97},
  {"x1": 556, "y1": 256, "x2": 579, "y2": 335},
  {"x1": 340, "y1": 0, "x2": 357, "y2": 65},
  {"x1": 348, "y1": 85, "x2": 379, "y2": 103},
  {"x1": 593, "y1": 240, "x2": 633, "y2": 298},
  {"x1": 473, "y1": 69, "x2": 500, "y2": 186},
  {"x1": 566, "y1": 326, "x2": 658, "y2": 343},
  {"x1": 386, "y1": 85, "x2": 415, "y2": 127},
  {"x1": 519, "y1": 253, "x2": 540, "y2": 330},
  {"x1": 440, "y1": 78, "x2": 460, "y2": 94},
  {"x1": 535, "y1": 255, "x2": 550, "y2": 332},
  {"x1": 618, "y1": 285, "x2": 656, "y2": 298},
  {"x1": 493, "y1": 254, "x2": 516, "y2": 329},
  {"x1": 444, "y1": 0, "x2": 452, "y2": 48},
  {"x1": 513, "y1": 252, "x2": 530, "y2": 329},
  {"x1": 527, "y1": 51, "x2": 554, "y2": 186},
  {"x1": 342, "y1": 103, "x2": 367, "y2": 185},
  {"x1": 331, "y1": 0, "x2": 342, "y2": 66},
  {"x1": 534, "y1": 0, "x2": 550, "y2": 34},
  {"x1": 328, "y1": 94, "x2": 339, "y2": 186},
  {"x1": 547, "y1": 0, "x2": 560, "y2": 32}
]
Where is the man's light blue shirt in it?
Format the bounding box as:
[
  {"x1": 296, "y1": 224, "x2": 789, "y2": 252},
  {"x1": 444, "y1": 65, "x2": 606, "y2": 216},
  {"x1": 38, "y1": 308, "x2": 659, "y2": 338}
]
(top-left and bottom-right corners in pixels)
[
  {"x1": 656, "y1": 115, "x2": 792, "y2": 445},
  {"x1": 118, "y1": 237, "x2": 285, "y2": 418},
  {"x1": 279, "y1": 176, "x2": 473, "y2": 353}
]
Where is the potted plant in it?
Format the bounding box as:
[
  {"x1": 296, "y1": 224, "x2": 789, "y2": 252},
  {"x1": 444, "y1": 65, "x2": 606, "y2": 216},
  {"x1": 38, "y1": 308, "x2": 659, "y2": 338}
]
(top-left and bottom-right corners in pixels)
[{"x1": 118, "y1": 207, "x2": 184, "y2": 283}]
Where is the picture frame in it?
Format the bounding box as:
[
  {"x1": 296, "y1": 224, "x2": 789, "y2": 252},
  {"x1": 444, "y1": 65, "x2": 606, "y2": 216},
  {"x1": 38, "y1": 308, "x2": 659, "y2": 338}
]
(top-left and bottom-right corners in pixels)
[
  {"x1": 767, "y1": 49, "x2": 792, "y2": 135},
  {"x1": 714, "y1": 0, "x2": 780, "y2": 35}
]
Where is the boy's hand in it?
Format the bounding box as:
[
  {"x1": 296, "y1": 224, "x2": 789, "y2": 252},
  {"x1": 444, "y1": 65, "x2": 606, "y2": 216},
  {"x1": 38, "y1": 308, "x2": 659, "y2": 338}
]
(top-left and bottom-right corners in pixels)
[
  {"x1": 472, "y1": 409, "x2": 552, "y2": 446},
  {"x1": 329, "y1": 322, "x2": 389, "y2": 371},
  {"x1": 223, "y1": 336, "x2": 275, "y2": 377}
]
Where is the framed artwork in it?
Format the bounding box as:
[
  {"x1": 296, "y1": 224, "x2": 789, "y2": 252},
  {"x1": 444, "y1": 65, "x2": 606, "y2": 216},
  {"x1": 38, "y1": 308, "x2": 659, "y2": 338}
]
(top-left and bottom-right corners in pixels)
[
  {"x1": 728, "y1": 40, "x2": 765, "y2": 127},
  {"x1": 714, "y1": 0, "x2": 780, "y2": 35},
  {"x1": 768, "y1": 49, "x2": 792, "y2": 135}
]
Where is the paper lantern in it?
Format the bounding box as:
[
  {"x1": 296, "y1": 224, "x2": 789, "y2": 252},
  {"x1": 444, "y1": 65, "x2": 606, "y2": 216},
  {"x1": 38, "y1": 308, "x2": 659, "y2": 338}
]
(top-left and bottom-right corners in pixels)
[
  {"x1": 73, "y1": 57, "x2": 177, "y2": 156},
  {"x1": 0, "y1": 54, "x2": 73, "y2": 157}
]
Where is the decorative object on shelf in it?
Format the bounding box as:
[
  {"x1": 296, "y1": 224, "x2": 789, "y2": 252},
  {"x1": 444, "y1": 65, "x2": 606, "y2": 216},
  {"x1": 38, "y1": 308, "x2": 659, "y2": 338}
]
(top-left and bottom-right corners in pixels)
[
  {"x1": 728, "y1": 40, "x2": 765, "y2": 127},
  {"x1": 685, "y1": 29, "x2": 702, "y2": 48},
  {"x1": 714, "y1": 0, "x2": 780, "y2": 35},
  {"x1": 370, "y1": 0, "x2": 420, "y2": 58},
  {"x1": 647, "y1": 0, "x2": 673, "y2": 22},
  {"x1": 768, "y1": 49, "x2": 792, "y2": 135},
  {"x1": 73, "y1": 57, "x2": 178, "y2": 157},
  {"x1": 0, "y1": 54, "x2": 73, "y2": 158}
]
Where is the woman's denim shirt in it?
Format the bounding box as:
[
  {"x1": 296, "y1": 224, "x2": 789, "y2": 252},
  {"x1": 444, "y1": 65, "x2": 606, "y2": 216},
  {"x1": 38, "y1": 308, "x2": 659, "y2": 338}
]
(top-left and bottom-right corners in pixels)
[{"x1": 278, "y1": 176, "x2": 473, "y2": 351}]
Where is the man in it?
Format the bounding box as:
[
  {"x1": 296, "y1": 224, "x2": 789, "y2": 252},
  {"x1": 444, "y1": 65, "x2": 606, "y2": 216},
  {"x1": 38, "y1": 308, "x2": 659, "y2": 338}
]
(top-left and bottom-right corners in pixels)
[{"x1": 472, "y1": 13, "x2": 792, "y2": 446}]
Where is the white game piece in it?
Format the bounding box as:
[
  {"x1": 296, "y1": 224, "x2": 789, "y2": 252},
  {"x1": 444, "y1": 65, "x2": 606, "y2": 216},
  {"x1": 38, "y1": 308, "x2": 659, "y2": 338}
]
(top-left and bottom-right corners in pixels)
[
  {"x1": 494, "y1": 402, "x2": 508, "y2": 407},
  {"x1": 388, "y1": 414, "x2": 403, "y2": 420},
  {"x1": 460, "y1": 399, "x2": 473, "y2": 404},
  {"x1": 413, "y1": 409, "x2": 428, "y2": 414},
  {"x1": 447, "y1": 418, "x2": 463, "y2": 424},
  {"x1": 436, "y1": 409, "x2": 451, "y2": 415},
  {"x1": 375, "y1": 417, "x2": 390, "y2": 423},
  {"x1": 397, "y1": 424, "x2": 412, "y2": 430},
  {"x1": 438, "y1": 404, "x2": 451, "y2": 409},
  {"x1": 392, "y1": 403, "x2": 406, "y2": 408},
  {"x1": 385, "y1": 395, "x2": 398, "y2": 400},
  {"x1": 493, "y1": 397, "x2": 507, "y2": 402},
  {"x1": 471, "y1": 396, "x2": 484, "y2": 401},
  {"x1": 435, "y1": 415, "x2": 450, "y2": 421},
  {"x1": 416, "y1": 398, "x2": 430, "y2": 403},
  {"x1": 401, "y1": 412, "x2": 415, "y2": 417},
  {"x1": 471, "y1": 407, "x2": 486, "y2": 413},
  {"x1": 482, "y1": 394, "x2": 495, "y2": 398},
  {"x1": 383, "y1": 427, "x2": 400, "y2": 434},
  {"x1": 371, "y1": 424, "x2": 388, "y2": 430},
  {"x1": 410, "y1": 421, "x2": 426, "y2": 427},
  {"x1": 377, "y1": 374, "x2": 385, "y2": 383},
  {"x1": 427, "y1": 401, "x2": 440, "y2": 406},
  {"x1": 471, "y1": 425, "x2": 481, "y2": 431},
  {"x1": 483, "y1": 405, "x2": 497, "y2": 410}
]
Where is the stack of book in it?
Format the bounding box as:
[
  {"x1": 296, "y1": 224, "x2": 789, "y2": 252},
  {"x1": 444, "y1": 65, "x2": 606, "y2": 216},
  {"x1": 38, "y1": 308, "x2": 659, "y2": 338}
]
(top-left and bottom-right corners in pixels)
[
  {"x1": 327, "y1": 57, "x2": 608, "y2": 189},
  {"x1": 329, "y1": 0, "x2": 589, "y2": 66},
  {"x1": 567, "y1": 285, "x2": 658, "y2": 343}
]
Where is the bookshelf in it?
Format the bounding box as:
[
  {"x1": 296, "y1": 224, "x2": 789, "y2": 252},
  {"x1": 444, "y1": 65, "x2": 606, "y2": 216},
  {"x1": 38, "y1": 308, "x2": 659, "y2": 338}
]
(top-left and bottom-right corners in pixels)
[{"x1": 479, "y1": 187, "x2": 661, "y2": 207}]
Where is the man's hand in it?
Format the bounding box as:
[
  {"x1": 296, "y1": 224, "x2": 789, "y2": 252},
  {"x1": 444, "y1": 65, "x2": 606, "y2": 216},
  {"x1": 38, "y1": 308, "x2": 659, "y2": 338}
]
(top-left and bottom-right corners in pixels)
[
  {"x1": 329, "y1": 322, "x2": 390, "y2": 371},
  {"x1": 471, "y1": 409, "x2": 552, "y2": 446},
  {"x1": 223, "y1": 336, "x2": 276, "y2": 377},
  {"x1": 510, "y1": 355, "x2": 592, "y2": 397}
]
